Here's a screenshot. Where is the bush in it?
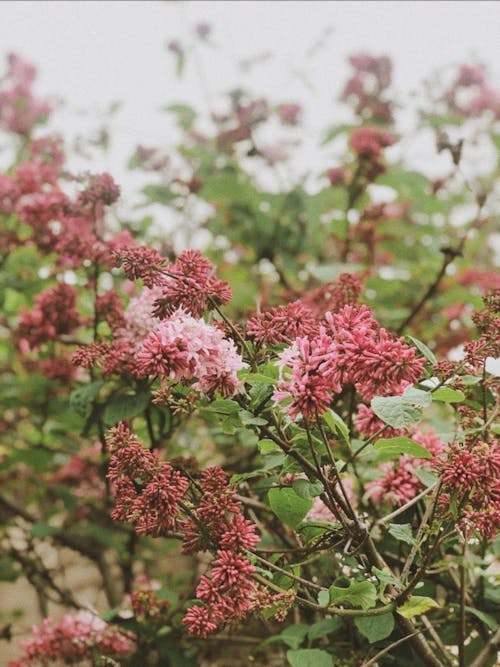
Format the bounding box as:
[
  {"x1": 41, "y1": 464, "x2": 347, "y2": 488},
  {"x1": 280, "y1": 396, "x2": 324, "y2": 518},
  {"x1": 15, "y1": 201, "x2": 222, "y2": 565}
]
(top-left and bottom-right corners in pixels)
[{"x1": 0, "y1": 43, "x2": 499, "y2": 667}]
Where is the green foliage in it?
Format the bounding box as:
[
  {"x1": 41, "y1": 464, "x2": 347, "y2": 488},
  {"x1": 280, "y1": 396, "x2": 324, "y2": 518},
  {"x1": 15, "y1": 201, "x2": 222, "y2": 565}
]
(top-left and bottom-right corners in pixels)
[
  {"x1": 397, "y1": 596, "x2": 439, "y2": 618},
  {"x1": 287, "y1": 649, "x2": 334, "y2": 667},
  {"x1": 268, "y1": 488, "x2": 313, "y2": 528},
  {"x1": 371, "y1": 395, "x2": 423, "y2": 429},
  {"x1": 371, "y1": 437, "x2": 432, "y2": 461},
  {"x1": 328, "y1": 580, "x2": 378, "y2": 610},
  {"x1": 354, "y1": 613, "x2": 394, "y2": 643}
]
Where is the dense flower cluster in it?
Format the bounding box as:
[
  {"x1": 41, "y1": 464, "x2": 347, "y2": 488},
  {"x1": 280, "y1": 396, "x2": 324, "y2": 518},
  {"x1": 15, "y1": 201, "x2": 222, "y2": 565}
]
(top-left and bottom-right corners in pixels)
[
  {"x1": 365, "y1": 429, "x2": 446, "y2": 506},
  {"x1": 273, "y1": 304, "x2": 425, "y2": 420},
  {"x1": 349, "y1": 126, "x2": 397, "y2": 181},
  {"x1": 107, "y1": 423, "x2": 189, "y2": 536},
  {"x1": 246, "y1": 301, "x2": 317, "y2": 345},
  {"x1": 341, "y1": 52, "x2": 394, "y2": 123},
  {"x1": 436, "y1": 440, "x2": 500, "y2": 537},
  {"x1": 113, "y1": 244, "x2": 167, "y2": 286},
  {"x1": 464, "y1": 289, "x2": 500, "y2": 368},
  {"x1": 181, "y1": 467, "x2": 259, "y2": 637},
  {"x1": 297, "y1": 272, "x2": 364, "y2": 318},
  {"x1": 8, "y1": 611, "x2": 136, "y2": 667},
  {"x1": 181, "y1": 467, "x2": 259, "y2": 555},
  {"x1": 18, "y1": 283, "x2": 81, "y2": 350},
  {"x1": 153, "y1": 250, "x2": 232, "y2": 317},
  {"x1": 136, "y1": 308, "x2": 245, "y2": 396},
  {"x1": 274, "y1": 330, "x2": 341, "y2": 420},
  {"x1": 0, "y1": 53, "x2": 51, "y2": 134},
  {"x1": 443, "y1": 62, "x2": 500, "y2": 119}
]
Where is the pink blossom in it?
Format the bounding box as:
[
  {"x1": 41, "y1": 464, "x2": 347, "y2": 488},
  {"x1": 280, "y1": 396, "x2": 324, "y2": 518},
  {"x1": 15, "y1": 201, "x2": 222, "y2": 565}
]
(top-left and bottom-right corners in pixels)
[
  {"x1": 154, "y1": 250, "x2": 232, "y2": 317},
  {"x1": 77, "y1": 172, "x2": 120, "y2": 207},
  {"x1": 18, "y1": 283, "x2": 81, "y2": 350},
  {"x1": 114, "y1": 286, "x2": 162, "y2": 344},
  {"x1": 278, "y1": 103, "x2": 302, "y2": 126},
  {"x1": 298, "y1": 272, "x2": 363, "y2": 318},
  {"x1": 136, "y1": 309, "x2": 245, "y2": 396},
  {"x1": 365, "y1": 456, "x2": 421, "y2": 506},
  {"x1": 107, "y1": 423, "x2": 189, "y2": 536},
  {"x1": 349, "y1": 127, "x2": 396, "y2": 160},
  {"x1": 326, "y1": 167, "x2": 348, "y2": 186},
  {"x1": 273, "y1": 330, "x2": 341, "y2": 420},
  {"x1": 246, "y1": 301, "x2": 318, "y2": 345},
  {"x1": 113, "y1": 244, "x2": 167, "y2": 287},
  {"x1": 0, "y1": 53, "x2": 51, "y2": 135},
  {"x1": 456, "y1": 63, "x2": 486, "y2": 87},
  {"x1": 9, "y1": 611, "x2": 136, "y2": 667},
  {"x1": 365, "y1": 429, "x2": 446, "y2": 507}
]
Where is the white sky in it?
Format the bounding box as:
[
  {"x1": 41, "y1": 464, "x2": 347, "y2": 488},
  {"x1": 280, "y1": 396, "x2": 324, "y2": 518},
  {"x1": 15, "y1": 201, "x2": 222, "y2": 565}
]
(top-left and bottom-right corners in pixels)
[{"x1": 0, "y1": 1, "x2": 499, "y2": 201}]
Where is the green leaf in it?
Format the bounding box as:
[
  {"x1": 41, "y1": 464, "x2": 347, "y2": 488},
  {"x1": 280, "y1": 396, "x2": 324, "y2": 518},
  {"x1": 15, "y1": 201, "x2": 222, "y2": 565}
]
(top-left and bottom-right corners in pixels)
[
  {"x1": 10, "y1": 448, "x2": 53, "y2": 472},
  {"x1": 372, "y1": 567, "x2": 399, "y2": 595},
  {"x1": 329, "y1": 581, "x2": 377, "y2": 610},
  {"x1": 165, "y1": 103, "x2": 196, "y2": 130},
  {"x1": 464, "y1": 606, "x2": 498, "y2": 631},
  {"x1": 279, "y1": 624, "x2": 309, "y2": 649},
  {"x1": 240, "y1": 371, "x2": 277, "y2": 386},
  {"x1": 142, "y1": 184, "x2": 177, "y2": 205},
  {"x1": 238, "y1": 409, "x2": 268, "y2": 426},
  {"x1": 407, "y1": 336, "x2": 437, "y2": 365},
  {"x1": 432, "y1": 387, "x2": 465, "y2": 403},
  {"x1": 372, "y1": 437, "x2": 431, "y2": 461},
  {"x1": 355, "y1": 613, "x2": 394, "y2": 643},
  {"x1": 31, "y1": 522, "x2": 60, "y2": 538},
  {"x1": 317, "y1": 589, "x2": 330, "y2": 607},
  {"x1": 371, "y1": 395, "x2": 422, "y2": 429},
  {"x1": 397, "y1": 596, "x2": 439, "y2": 618},
  {"x1": 268, "y1": 488, "x2": 312, "y2": 529},
  {"x1": 402, "y1": 386, "x2": 432, "y2": 408},
  {"x1": 323, "y1": 409, "x2": 350, "y2": 443},
  {"x1": 388, "y1": 523, "x2": 416, "y2": 546},
  {"x1": 414, "y1": 467, "x2": 439, "y2": 488},
  {"x1": 287, "y1": 648, "x2": 333, "y2": 667},
  {"x1": 293, "y1": 478, "x2": 324, "y2": 499},
  {"x1": 258, "y1": 439, "x2": 281, "y2": 455},
  {"x1": 307, "y1": 617, "x2": 342, "y2": 641},
  {"x1": 103, "y1": 391, "x2": 150, "y2": 426},
  {"x1": 203, "y1": 399, "x2": 240, "y2": 415},
  {"x1": 321, "y1": 123, "x2": 352, "y2": 145},
  {"x1": 69, "y1": 381, "x2": 104, "y2": 418},
  {"x1": 0, "y1": 558, "x2": 22, "y2": 582}
]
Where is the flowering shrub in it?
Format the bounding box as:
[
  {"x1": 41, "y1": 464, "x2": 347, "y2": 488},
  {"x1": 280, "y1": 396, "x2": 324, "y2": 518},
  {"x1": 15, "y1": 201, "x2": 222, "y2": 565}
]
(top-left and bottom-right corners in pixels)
[{"x1": 0, "y1": 41, "x2": 499, "y2": 667}]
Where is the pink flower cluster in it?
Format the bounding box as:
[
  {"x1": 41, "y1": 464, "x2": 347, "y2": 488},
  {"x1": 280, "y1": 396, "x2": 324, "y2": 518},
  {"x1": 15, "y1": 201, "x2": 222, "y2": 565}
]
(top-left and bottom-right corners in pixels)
[
  {"x1": 181, "y1": 467, "x2": 259, "y2": 637},
  {"x1": 273, "y1": 304, "x2": 425, "y2": 420},
  {"x1": 341, "y1": 52, "x2": 394, "y2": 123},
  {"x1": 8, "y1": 611, "x2": 136, "y2": 667},
  {"x1": 297, "y1": 272, "x2": 364, "y2": 318},
  {"x1": 114, "y1": 286, "x2": 162, "y2": 344},
  {"x1": 136, "y1": 308, "x2": 245, "y2": 397},
  {"x1": 0, "y1": 53, "x2": 51, "y2": 135},
  {"x1": 277, "y1": 103, "x2": 302, "y2": 126},
  {"x1": 365, "y1": 429, "x2": 446, "y2": 506},
  {"x1": 350, "y1": 127, "x2": 396, "y2": 160},
  {"x1": 18, "y1": 283, "x2": 81, "y2": 351},
  {"x1": 155, "y1": 250, "x2": 232, "y2": 317},
  {"x1": 113, "y1": 244, "x2": 167, "y2": 286},
  {"x1": 444, "y1": 62, "x2": 500, "y2": 119},
  {"x1": 246, "y1": 301, "x2": 318, "y2": 345},
  {"x1": 273, "y1": 330, "x2": 342, "y2": 420},
  {"x1": 305, "y1": 475, "x2": 357, "y2": 523},
  {"x1": 3, "y1": 135, "x2": 127, "y2": 269},
  {"x1": 436, "y1": 440, "x2": 500, "y2": 538},
  {"x1": 349, "y1": 127, "x2": 396, "y2": 181},
  {"x1": 107, "y1": 423, "x2": 189, "y2": 536}
]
